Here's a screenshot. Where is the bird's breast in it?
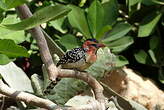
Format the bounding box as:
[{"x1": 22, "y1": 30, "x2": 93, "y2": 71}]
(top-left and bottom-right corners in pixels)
[
  {"x1": 61, "y1": 58, "x2": 86, "y2": 70},
  {"x1": 85, "y1": 53, "x2": 97, "y2": 63}
]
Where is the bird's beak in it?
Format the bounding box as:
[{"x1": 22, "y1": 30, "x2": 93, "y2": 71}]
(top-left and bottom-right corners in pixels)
[{"x1": 97, "y1": 43, "x2": 106, "y2": 48}]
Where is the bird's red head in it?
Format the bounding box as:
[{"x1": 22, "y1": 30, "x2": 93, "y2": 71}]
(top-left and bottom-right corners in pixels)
[{"x1": 82, "y1": 39, "x2": 105, "y2": 54}]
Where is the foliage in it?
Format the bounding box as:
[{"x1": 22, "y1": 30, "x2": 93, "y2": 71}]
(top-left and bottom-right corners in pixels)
[
  {"x1": 0, "y1": 15, "x2": 25, "y2": 44},
  {"x1": 0, "y1": 39, "x2": 29, "y2": 64},
  {"x1": 0, "y1": 0, "x2": 163, "y2": 109},
  {"x1": 127, "y1": 0, "x2": 164, "y2": 84},
  {"x1": 0, "y1": 0, "x2": 27, "y2": 10},
  {"x1": 0, "y1": 5, "x2": 71, "y2": 31}
]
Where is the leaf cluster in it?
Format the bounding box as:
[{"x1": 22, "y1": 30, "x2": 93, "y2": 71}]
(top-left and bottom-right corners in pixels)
[{"x1": 0, "y1": 0, "x2": 164, "y2": 109}]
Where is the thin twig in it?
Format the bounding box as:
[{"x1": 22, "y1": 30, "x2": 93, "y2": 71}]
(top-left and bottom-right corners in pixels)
[{"x1": 16, "y1": 5, "x2": 58, "y2": 81}]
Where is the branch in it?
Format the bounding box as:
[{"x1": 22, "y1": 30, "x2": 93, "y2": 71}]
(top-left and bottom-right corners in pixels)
[
  {"x1": 0, "y1": 80, "x2": 57, "y2": 110},
  {"x1": 58, "y1": 69, "x2": 106, "y2": 103},
  {"x1": 16, "y1": 4, "x2": 58, "y2": 81},
  {"x1": 0, "y1": 79, "x2": 106, "y2": 110}
]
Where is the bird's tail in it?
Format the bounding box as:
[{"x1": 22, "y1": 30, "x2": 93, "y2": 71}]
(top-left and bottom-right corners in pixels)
[
  {"x1": 43, "y1": 63, "x2": 61, "y2": 95},
  {"x1": 43, "y1": 78, "x2": 60, "y2": 95}
]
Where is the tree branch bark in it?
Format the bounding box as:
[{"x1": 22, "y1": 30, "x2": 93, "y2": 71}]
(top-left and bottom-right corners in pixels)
[
  {"x1": 16, "y1": 4, "x2": 58, "y2": 81},
  {"x1": 58, "y1": 69, "x2": 105, "y2": 103},
  {"x1": 0, "y1": 80, "x2": 57, "y2": 110}
]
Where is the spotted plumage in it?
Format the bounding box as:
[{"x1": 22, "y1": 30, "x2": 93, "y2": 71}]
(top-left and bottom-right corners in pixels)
[{"x1": 57, "y1": 48, "x2": 86, "y2": 67}]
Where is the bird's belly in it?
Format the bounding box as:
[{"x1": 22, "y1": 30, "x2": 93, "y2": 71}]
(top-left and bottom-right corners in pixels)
[{"x1": 62, "y1": 59, "x2": 92, "y2": 71}]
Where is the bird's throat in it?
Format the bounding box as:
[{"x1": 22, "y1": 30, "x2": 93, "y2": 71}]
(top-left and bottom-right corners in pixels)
[{"x1": 86, "y1": 52, "x2": 97, "y2": 63}]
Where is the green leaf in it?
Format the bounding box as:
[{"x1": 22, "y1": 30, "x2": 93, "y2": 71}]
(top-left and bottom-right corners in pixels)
[
  {"x1": 47, "y1": 78, "x2": 88, "y2": 105},
  {"x1": 127, "y1": 0, "x2": 141, "y2": 15},
  {"x1": 0, "y1": 15, "x2": 25, "y2": 44},
  {"x1": 0, "y1": 9, "x2": 4, "y2": 23},
  {"x1": 138, "y1": 12, "x2": 162, "y2": 37},
  {"x1": 0, "y1": 5, "x2": 71, "y2": 31},
  {"x1": 149, "y1": 36, "x2": 160, "y2": 50},
  {"x1": 134, "y1": 50, "x2": 154, "y2": 65},
  {"x1": 102, "y1": 0, "x2": 119, "y2": 26},
  {"x1": 149, "y1": 36, "x2": 164, "y2": 66},
  {"x1": 49, "y1": 17, "x2": 68, "y2": 34},
  {"x1": 68, "y1": 5, "x2": 91, "y2": 38},
  {"x1": 0, "y1": 62, "x2": 33, "y2": 92},
  {"x1": 87, "y1": 0, "x2": 104, "y2": 37},
  {"x1": 105, "y1": 36, "x2": 134, "y2": 53},
  {"x1": 79, "y1": 0, "x2": 87, "y2": 7},
  {"x1": 0, "y1": 0, "x2": 27, "y2": 10},
  {"x1": 142, "y1": 0, "x2": 164, "y2": 5},
  {"x1": 159, "y1": 67, "x2": 164, "y2": 84},
  {"x1": 96, "y1": 25, "x2": 112, "y2": 40},
  {"x1": 115, "y1": 55, "x2": 129, "y2": 67},
  {"x1": 153, "y1": 0, "x2": 164, "y2": 5},
  {"x1": 128, "y1": 0, "x2": 141, "y2": 7},
  {"x1": 30, "y1": 43, "x2": 39, "y2": 50},
  {"x1": 102, "y1": 22, "x2": 132, "y2": 42},
  {"x1": 148, "y1": 49, "x2": 157, "y2": 64},
  {"x1": 0, "y1": 54, "x2": 11, "y2": 65},
  {"x1": 141, "y1": 0, "x2": 155, "y2": 5},
  {"x1": 0, "y1": 39, "x2": 29, "y2": 57},
  {"x1": 60, "y1": 34, "x2": 80, "y2": 50},
  {"x1": 134, "y1": 50, "x2": 148, "y2": 64}
]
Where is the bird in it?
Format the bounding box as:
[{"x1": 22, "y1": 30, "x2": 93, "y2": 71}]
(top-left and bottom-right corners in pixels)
[
  {"x1": 56, "y1": 38, "x2": 105, "y2": 71},
  {"x1": 43, "y1": 38, "x2": 105, "y2": 94}
]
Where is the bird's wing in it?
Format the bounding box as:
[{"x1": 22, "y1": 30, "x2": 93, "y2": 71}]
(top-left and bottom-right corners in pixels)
[{"x1": 56, "y1": 48, "x2": 86, "y2": 66}]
